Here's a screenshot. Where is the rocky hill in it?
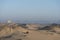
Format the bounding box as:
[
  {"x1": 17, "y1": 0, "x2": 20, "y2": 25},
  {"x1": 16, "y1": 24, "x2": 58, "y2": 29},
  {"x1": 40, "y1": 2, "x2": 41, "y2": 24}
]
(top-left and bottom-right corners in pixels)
[{"x1": 0, "y1": 23, "x2": 60, "y2": 40}]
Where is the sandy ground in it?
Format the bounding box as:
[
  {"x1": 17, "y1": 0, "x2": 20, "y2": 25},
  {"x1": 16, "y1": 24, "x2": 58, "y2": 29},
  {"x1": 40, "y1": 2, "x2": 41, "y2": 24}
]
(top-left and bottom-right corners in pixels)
[
  {"x1": 0, "y1": 26, "x2": 60, "y2": 40},
  {"x1": 26, "y1": 30, "x2": 60, "y2": 40}
]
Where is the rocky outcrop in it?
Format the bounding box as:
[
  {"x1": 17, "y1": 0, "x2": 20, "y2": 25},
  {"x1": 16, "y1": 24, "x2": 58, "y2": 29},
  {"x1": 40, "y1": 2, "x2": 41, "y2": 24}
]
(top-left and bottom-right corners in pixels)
[{"x1": 0, "y1": 24, "x2": 29, "y2": 40}]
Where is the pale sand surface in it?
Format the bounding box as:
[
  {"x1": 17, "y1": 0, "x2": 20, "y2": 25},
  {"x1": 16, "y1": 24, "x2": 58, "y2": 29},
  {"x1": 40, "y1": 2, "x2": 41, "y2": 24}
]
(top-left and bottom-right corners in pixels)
[
  {"x1": 26, "y1": 30, "x2": 60, "y2": 40},
  {"x1": 0, "y1": 25, "x2": 60, "y2": 40}
]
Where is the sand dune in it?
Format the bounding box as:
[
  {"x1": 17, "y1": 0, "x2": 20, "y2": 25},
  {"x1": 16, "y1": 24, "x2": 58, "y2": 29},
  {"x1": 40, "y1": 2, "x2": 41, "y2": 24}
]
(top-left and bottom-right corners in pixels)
[{"x1": 0, "y1": 24, "x2": 60, "y2": 40}]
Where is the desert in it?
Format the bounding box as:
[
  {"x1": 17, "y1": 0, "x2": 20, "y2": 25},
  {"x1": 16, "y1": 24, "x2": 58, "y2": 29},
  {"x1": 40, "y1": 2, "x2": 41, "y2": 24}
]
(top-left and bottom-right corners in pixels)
[{"x1": 0, "y1": 23, "x2": 60, "y2": 40}]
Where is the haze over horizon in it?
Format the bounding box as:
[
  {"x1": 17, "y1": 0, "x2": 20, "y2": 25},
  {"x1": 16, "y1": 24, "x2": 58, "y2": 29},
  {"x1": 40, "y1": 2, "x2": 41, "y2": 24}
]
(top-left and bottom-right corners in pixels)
[{"x1": 0, "y1": 0, "x2": 60, "y2": 24}]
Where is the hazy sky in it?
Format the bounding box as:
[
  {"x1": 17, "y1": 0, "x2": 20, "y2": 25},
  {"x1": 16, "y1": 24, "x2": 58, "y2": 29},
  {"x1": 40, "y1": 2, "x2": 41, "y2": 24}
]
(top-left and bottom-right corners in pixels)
[{"x1": 0, "y1": 0, "x2": 60, "y2": 23}]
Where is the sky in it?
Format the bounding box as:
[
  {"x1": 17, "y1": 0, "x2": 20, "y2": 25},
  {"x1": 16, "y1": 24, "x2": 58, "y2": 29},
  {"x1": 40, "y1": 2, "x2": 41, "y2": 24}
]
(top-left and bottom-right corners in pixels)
[{"x1": 0, "y1": 0, "x2": 60, "y2": 24}]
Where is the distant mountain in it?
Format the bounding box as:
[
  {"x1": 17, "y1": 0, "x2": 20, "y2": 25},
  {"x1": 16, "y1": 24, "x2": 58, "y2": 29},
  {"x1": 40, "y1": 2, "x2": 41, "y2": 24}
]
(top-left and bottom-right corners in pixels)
[{"x1": 0, "y1": 19, "x2": 60, "y2": 24}]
